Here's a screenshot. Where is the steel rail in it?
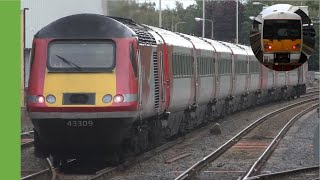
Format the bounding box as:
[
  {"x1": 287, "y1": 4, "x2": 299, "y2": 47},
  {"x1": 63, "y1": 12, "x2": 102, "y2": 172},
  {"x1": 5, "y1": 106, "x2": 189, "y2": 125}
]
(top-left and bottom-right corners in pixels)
[
  {"x1": 21, "y1": 131, "x2": 34, "y2": 149},
  {"x1": 244, "y1": 166, "x2": 319, "y2": 180},
  {"x1": 242, "y1": 104, "x2": 319, "y2": 179},
  {"x1": 88, "y1": 124, "x2": 212, "y2": 180},
  {"x1": 306, "y1": 90, "x2": 319, "y2": 94},
  {"x1": 175, "y1": 97, "x2": 318, "y2": 180},
  {"x1": 21, "y1": 140, "x2": 34, "y2": 149},
  {"x1": 21, "y1": 158, "x2": 54, "y2": 180},
  {"x1": 21, "y1": 169, "x2": 51, "y2": 180},
  {"x1": 21, "y1": 131, "x2": 34, "y2": 136}
]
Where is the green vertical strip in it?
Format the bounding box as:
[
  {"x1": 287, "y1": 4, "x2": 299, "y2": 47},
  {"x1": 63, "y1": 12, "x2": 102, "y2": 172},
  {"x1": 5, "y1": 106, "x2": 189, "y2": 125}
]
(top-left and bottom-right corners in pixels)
[{"x1": 0, "y1": 1, "x2": 20, "y2": 179}]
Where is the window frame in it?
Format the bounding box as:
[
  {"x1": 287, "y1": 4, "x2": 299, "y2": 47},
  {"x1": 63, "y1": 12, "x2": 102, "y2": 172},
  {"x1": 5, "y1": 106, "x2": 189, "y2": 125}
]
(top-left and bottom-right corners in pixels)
[{"x1": 46, "y1": 39, "x2": 116, "y2": 73}]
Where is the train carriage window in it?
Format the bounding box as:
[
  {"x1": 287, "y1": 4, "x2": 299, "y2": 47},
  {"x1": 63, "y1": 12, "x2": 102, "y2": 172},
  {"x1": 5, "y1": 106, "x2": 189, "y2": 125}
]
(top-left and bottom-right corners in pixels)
[
  {"x1": 188, "y1": 55, "x2": 191, "y2": 76},
  {"x1": 209, "y1": 57, "x2": 215, "y2": 75},
  {"x1": 209, "y1": 58, "x2": 213, "y2": 75},
  {"x1": 182, "y1": 55, "x2": 185, "y2": 76},
  {"x1": 197, "y1": 57, "x2": 201, "y2": 76},
  {"x1": 222, "y1": 59, "x2": 226, "y2": 74},
  {"x1": 235, "y1": 61, "x2": 239, "y2": 74},
  {"x1": 207, "y1": 58, "x2": 210, "y2": 75},
  {"x1": 223, "y1": 58, "x2": 232, "y2": 74},
  {"x1": 180, "y1": 54, "x2": 183, "y2": 77},
  {"x1": 199, "y1": 56, "x2": 204, "y2": 76},
  {"x1": 201, "y1": 57, "x2": 205, "y2": 76},
  {"x1": 203, "y1": 57, "x2": 206, "y2": 75},
  {"x1": 184, "y1": 54, "x2": 186, "y2": 76},
  {"x1": 263, "y1": 20, "x2": 301, "y2": 39},
  {"x1": 176, "y1": 54, "x2": 179, "y2": 76},
  {"x1": 186, "y1": 55, "x2": 189, "y2": 76},
  {"x1": 236, "y1": 59, "x2": 248, "y2": 74},
  {"x1": 189, "y1": 55, "x2": 194, "y2": 76},
  {"x1": 205, "y1": 57, "x2": 208, "y2": 75},
  {"x1": 249, "y1": 61, "x2": 260, "y2": 73},
  {"x1": 130, "y1": 44, "x2": 137, "y2": 77},
  {"x1": 184, "y1": 54, "x2": 187, "y2": 77},
  {"x1": 175, "y1": 54, "x2": 179, "y2": 77},
  {"x1": 172, "y1": 53, "x2": 177, "y2": 76},
  {"x1": 218, "y1": 59, "x2": 223, "y2": 74},
  {"x1": 177, "y1": 53, "x2": 180, "y2": 76}
]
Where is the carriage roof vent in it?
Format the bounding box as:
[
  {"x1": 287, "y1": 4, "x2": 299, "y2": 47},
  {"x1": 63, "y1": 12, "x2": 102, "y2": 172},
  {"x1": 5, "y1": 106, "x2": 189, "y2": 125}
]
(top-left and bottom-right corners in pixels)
[{"x1": 107, "y1": 16, "x2": 156, "y2": 46}]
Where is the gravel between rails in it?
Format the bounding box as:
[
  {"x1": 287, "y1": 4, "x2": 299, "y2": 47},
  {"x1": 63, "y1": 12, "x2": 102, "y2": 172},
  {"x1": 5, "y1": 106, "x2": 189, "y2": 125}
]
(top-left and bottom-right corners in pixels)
[
  {"x1": 21, "y1": 146, "x2": 49, "y2": 178},
  {"x1": 261, "y1": 109, "x2": 320, "y2": 174},
  {"x1": 109, "y1": 97, "x2": 318, "y2": 180},
  {"x1": 196, "y1": 101, "x2": 316, "y2": 180}
]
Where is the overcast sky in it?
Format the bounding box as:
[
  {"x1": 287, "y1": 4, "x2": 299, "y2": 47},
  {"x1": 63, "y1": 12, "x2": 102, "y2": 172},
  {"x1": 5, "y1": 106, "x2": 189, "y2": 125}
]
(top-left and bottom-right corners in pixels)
[{"x1": 137, "y1": 0, "x2": 197, "y2": 9}]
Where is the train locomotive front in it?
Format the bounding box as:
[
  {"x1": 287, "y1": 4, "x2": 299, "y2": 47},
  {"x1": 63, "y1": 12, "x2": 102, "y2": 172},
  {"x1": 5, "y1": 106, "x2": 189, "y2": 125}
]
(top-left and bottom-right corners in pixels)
[
  {"x1": 262, "y1": 11, "x2": 302, "y2": 67},
  {"x1": 27, "y1": 14, "x2": 140, "y2": 161}
]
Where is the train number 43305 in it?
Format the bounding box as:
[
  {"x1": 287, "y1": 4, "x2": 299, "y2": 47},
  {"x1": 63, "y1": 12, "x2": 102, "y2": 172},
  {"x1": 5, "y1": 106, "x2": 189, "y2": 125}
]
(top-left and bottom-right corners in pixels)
[{"x1": 66, "y1": 120, "x2": 93, "y2": 127}]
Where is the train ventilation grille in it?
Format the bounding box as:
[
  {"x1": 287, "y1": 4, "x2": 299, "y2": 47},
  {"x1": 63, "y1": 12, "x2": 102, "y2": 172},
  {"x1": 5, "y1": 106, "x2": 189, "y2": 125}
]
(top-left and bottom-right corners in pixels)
[
  {"x1": 107, "y1": 16, "x2": 156, "y2": 46},
  {"x1": 132, "y1": 28, "x2": 157, "y2": 46},
  {"x1": 153, "y1": 52, "x2": 160, "y2": 110}
]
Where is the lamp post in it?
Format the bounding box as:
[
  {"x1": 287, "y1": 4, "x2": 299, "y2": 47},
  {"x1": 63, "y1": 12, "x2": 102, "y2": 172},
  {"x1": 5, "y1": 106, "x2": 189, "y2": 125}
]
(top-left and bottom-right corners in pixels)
[
  {"x1": 195, "y1": 17, "x2": 213, "y2": 39},
  {"x1": 174, "y1": 22, "x2": 187, "y2": 32},
  {"x1": 202, "y1": 0, "x2": 205, "y2": 37},
  {"x1": 159, "y1": 0, "x2": 162, "y2": 27},
  {"x1": 236, "y1": 0, "x2": 238, "y2": 44}
]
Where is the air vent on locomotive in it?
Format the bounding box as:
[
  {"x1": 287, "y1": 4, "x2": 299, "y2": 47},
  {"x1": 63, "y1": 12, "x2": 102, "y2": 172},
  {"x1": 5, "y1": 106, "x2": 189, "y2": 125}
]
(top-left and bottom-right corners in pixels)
[{"x1": 108, "y1": 16, "x2": 156, "y2": 46}]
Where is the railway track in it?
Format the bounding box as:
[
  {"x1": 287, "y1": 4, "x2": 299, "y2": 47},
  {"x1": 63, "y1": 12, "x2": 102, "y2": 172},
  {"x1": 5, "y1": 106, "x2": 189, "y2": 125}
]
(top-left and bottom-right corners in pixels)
[
  {"x1": 21, "y1": 89, "x2": 319, "y2": 180},
  {"x1": 21, "y1": 131, "x2": 34, "y2": 149},
  {"x1": 175, "y1": 97, "x2": 318, "y2": 180},
  {"x1": 246, "y1": 166, "x2": 319, "y2": 180},
  {"x1": 20, "y1": 119, "x2": 218, "y2": 180}
]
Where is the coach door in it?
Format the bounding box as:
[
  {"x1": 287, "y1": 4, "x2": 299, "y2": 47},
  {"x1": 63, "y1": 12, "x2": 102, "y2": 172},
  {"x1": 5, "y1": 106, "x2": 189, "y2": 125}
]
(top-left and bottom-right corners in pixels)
[
  {"x1": 158, "y1": 44, "x2": 170, "y2": 112},
  {"x1": 137, "y1": 49, "x2": 143, "y2": 109},
  {"x1": 297, "y1": 65, "x2": 303, "y2": 84}
]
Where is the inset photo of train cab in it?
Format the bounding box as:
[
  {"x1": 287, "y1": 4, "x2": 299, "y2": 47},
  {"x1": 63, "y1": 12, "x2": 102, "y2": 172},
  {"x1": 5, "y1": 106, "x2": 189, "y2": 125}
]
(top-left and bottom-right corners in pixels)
[
  {"x1": 20, "y1": 1, "x2": 319, "y2": 179},
  {"x1": 250, "y1": 4, "x2": 317, "y2": 71}
]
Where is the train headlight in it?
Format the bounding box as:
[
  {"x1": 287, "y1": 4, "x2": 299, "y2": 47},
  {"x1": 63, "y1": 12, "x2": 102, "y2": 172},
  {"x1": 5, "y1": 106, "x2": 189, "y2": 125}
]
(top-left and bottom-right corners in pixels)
[
  {"x1": 36, "y1": 95, "x2": 45, "y2": 103},
  {"x1": 102, "y1": 94, "x2": 112, "y2": 103},
  {"x1": 46, "y1": 95, "x2": 56, "y2": 104},
  {"x1": 264, "y1": 44, "x2": 272, "y2": 50},
  {"x1": 293, "y1": 44, "x2": 300, "y2": 50},
  {"x1": 113, "y1": 94, "x2": 124, "y2": 103},
  {"x1": 267, "y1": 45, "x2": 272, "y2": 50}
]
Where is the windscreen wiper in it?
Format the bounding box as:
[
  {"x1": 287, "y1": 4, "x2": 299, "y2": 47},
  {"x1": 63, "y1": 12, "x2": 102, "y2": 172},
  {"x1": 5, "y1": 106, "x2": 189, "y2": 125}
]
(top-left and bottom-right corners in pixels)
[{"x1": 55, "y1": 55, "x2": 83, "y2": 71}]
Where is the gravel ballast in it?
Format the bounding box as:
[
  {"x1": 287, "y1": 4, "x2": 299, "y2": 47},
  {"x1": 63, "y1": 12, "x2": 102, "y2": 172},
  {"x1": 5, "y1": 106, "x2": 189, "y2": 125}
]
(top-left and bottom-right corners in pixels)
[
  {"x1": 262, "y1": 109, "x2": 319, "y2": 173},
  {"x1": 110, "y1": 97, "x2": 318, "y2": 180}
]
